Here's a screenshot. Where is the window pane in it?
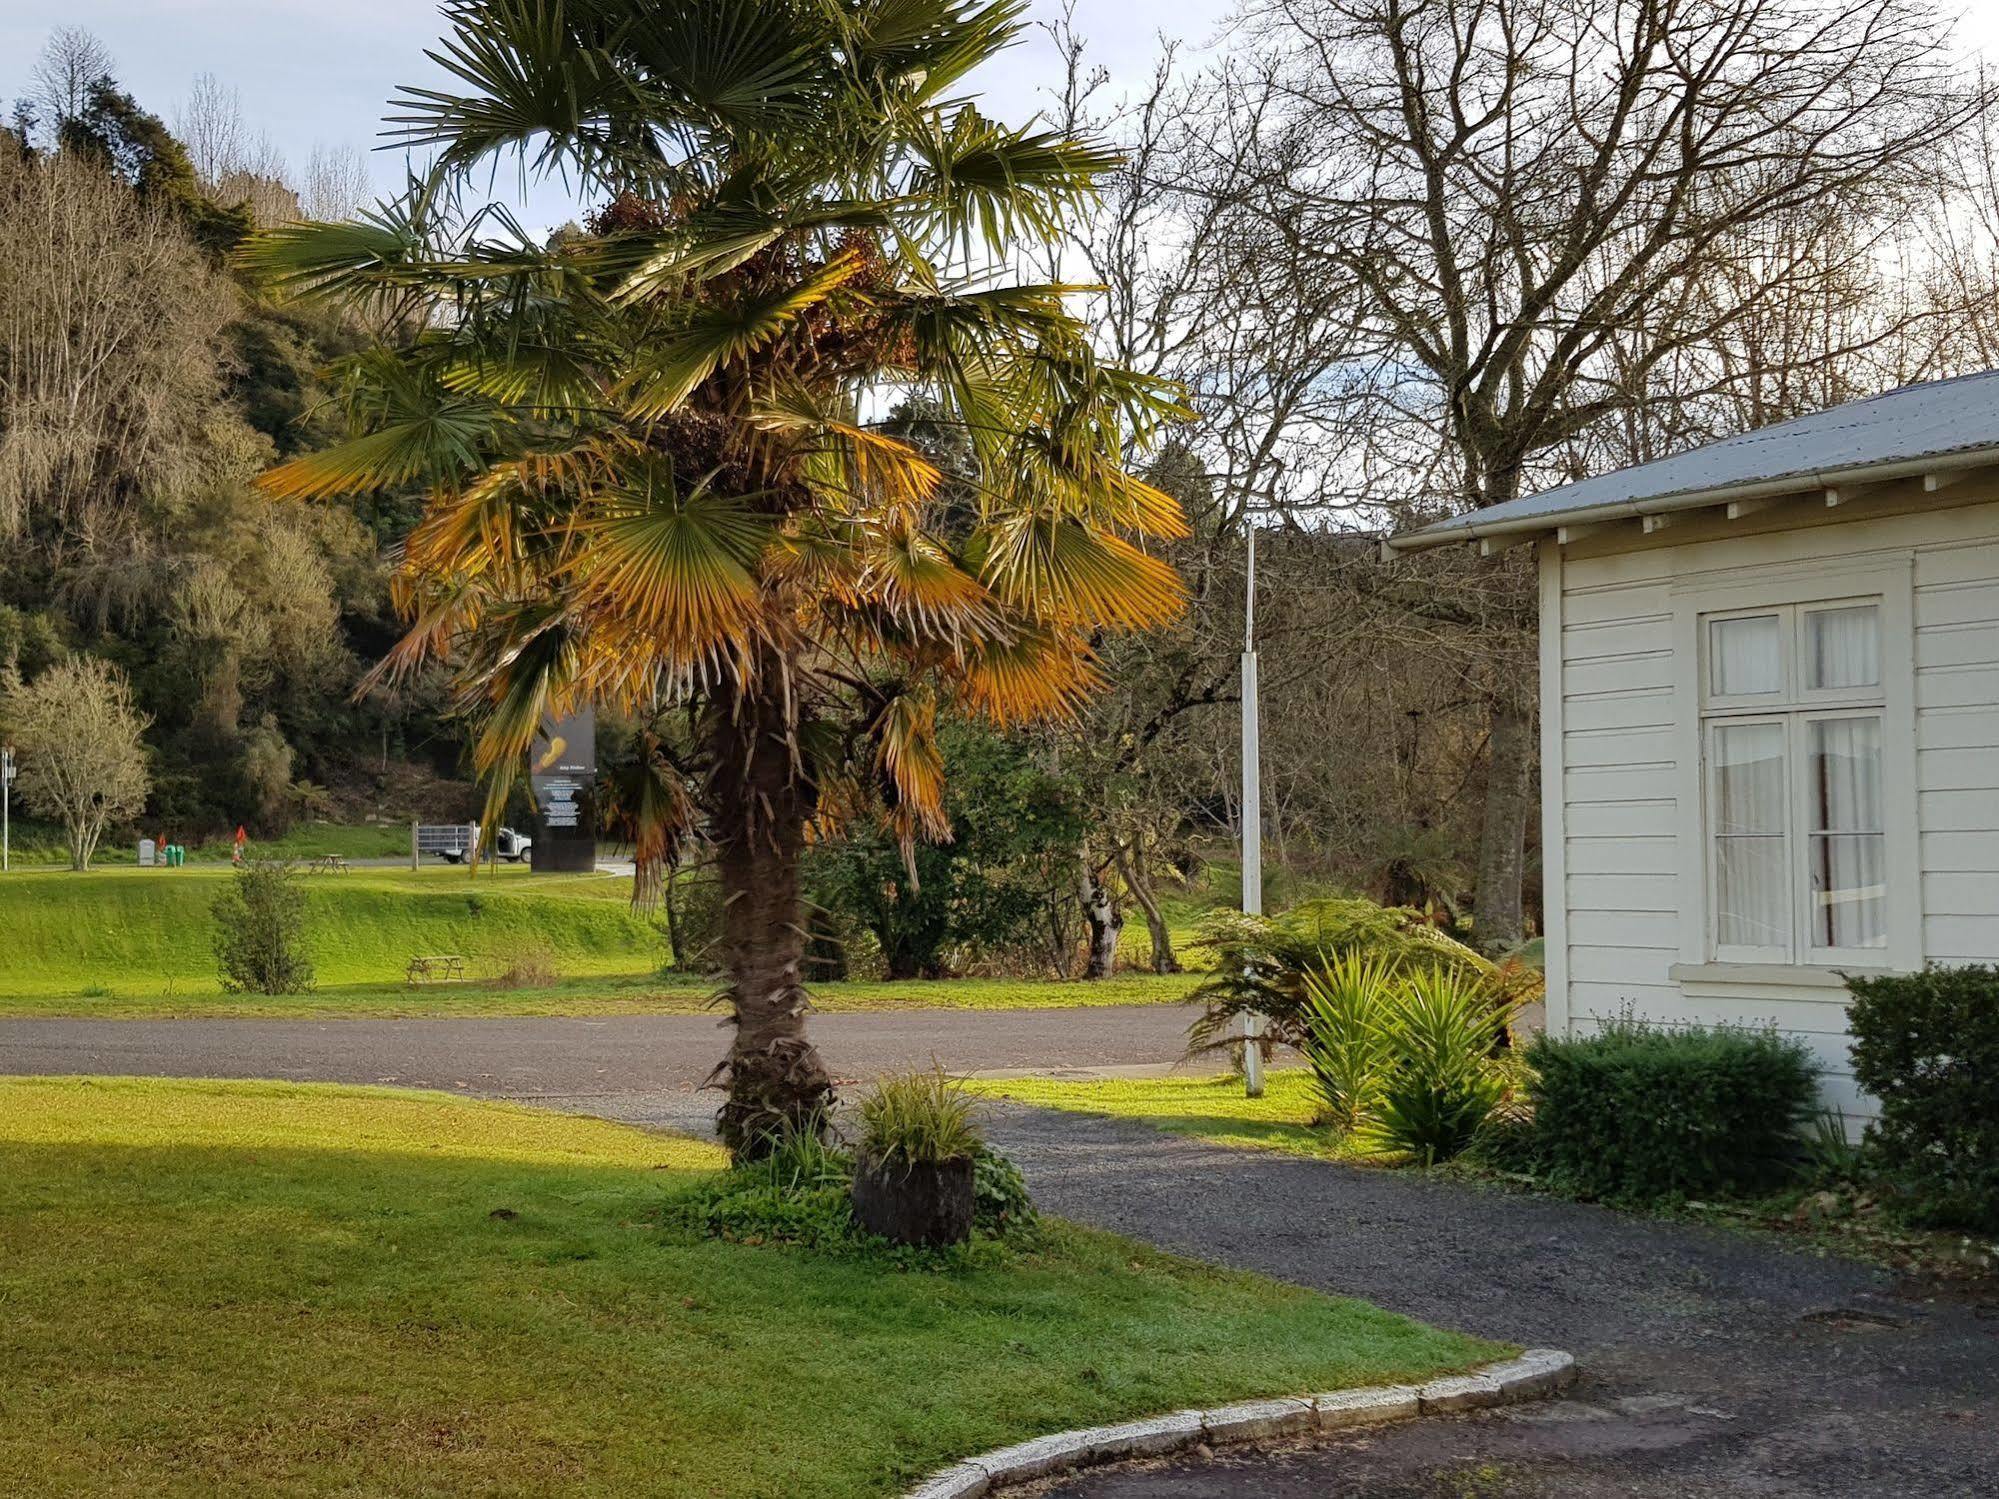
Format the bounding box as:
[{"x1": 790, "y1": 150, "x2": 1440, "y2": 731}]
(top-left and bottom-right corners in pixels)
[
  {"x1": 1717, "y1": 836, "x2": 1791, "y2": 949},
  {"x1": 1812, "y1": 834, "x2": 1886, "y2": 949},
  {"x1": 1713, "y1": 721, "x2": 1788, "y2": 951},
  {"x1": 1805, "y1": 606, "x2": 1880, "y2": 691},
  {"x1": 1809, "y1": 716, "x2": 1886, "y2": 949},
  {"x1": 1714, "y1": 722, "x2": 1786, "y2": 834},
  {"x1": 1711, "y1": 615, "x2": 1783, "y2": 696}
]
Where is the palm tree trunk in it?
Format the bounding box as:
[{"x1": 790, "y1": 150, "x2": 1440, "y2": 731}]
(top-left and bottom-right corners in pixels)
[{"x1": 708, "y1": 674, "x2": 833, "y2": 1159}]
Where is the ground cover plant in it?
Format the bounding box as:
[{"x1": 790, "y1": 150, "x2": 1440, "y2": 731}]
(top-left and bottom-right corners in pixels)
[{"x1": 0, "y1": 1076, "x2": 1496, "y2": 1497}]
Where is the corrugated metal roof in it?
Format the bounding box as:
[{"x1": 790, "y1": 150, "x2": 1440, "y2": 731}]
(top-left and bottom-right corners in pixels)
[{"x1": 1388, "y1": 367, "x2": 1999, "y2": 551}]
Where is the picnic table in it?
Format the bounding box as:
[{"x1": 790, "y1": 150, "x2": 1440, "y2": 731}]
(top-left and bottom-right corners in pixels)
[
  {"x1": 405, "y1": 954, "x2": 469, "y2": 986},
  {"x1": 308, "y1": 855, "x2": 350, "y2": 874}
]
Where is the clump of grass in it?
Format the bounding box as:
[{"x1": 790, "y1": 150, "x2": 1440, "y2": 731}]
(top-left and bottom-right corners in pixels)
[
  {"x1": 486, "y1": 936, "x2": 559, "y2": 989},
  {"x1": 857, "y1": 1069, "x2": 980, "y2": 1169}
]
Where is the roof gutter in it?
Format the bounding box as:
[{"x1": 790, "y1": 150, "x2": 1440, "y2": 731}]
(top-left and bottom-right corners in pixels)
[{"x1": 1383, "y1": 443, "x2": 1999, "y2": 554}]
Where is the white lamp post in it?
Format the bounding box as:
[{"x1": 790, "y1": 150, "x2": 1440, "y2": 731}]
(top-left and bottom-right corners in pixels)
[
  {"x1": 2, "y1": 744, "x2": 13, "y2": 875},
  {"x1": 1240, "y1": 525, "x2": 1265, "y2": 1097}
]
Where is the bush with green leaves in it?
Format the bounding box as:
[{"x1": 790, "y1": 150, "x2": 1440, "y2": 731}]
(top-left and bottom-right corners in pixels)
[
  {"x1": 1523, "y1": 1020, "x2": 1819, "y2": 1205},
  {"x1": 1189, "y1": 897, "x2": 1522, "y2": 1057},
  {"x1": 1847, "y1": 965, "x2": 1999, "y2": 1232},
  {"x1": 211, "y1": 858, "x2": 315, "y2": 995},
  {"x1": 1301, "y1": 957, "x2": 1511, "y2": 1162},
  {"x1": 971, "y1": 1142, "x2": 1038, "y2": 1238}
]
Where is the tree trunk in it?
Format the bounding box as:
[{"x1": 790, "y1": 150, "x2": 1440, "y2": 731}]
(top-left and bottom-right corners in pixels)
[
  {"x1": 1077, "y1": 854, "x2": 1123, "y2": 980},
  {"x1": 708, "y1": 676, "x2": 833, "y2": 1160},
  {"x1": 1116, "y1": 840, "x2": 1180, "y2": 974},
  {"x1": 1473, "y1": 683, "x2": 1534, "y2": 955}
]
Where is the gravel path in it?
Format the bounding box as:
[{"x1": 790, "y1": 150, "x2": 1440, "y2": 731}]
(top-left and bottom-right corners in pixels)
[
  {"x1": 4, "y1": 1010, "x2": 1993, "y2": 1496},
  {"x1": 984, "y1": 1105, "x2": 1999, "y2": 1499}
]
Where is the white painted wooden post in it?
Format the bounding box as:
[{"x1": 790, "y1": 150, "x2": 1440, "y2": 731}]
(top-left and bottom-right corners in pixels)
[{"x1": 1241, "y1": 525, "x2": 1265, "y2": 1098}]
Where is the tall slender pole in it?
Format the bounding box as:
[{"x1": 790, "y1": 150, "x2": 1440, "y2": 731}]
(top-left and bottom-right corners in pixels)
[
  {"x1": 1241, "y1": 525, "x2": 1265, "y2": 1097},
  {"x1": 2, "y1": 745, "x2": 12, "y2": 875}
]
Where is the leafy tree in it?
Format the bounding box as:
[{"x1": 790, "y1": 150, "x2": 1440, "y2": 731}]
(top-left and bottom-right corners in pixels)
[
  {"x1": 0, "y1": 655, "x2": 151, "y2": 870},
  {"x1": 812, "y1": 723, "x2": 1083, "y2": 979},
  {"x1": 242, "y1": 0, "x2": 1188, "y2": 1155},
  {"x1": 212, "y1": 859, "x2": 315, "y2": 995}
]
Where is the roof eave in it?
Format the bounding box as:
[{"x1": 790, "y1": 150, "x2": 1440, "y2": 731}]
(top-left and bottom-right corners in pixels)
[{"x1": 1383, "y1": 443, "x2": 1999, "y2": 554}]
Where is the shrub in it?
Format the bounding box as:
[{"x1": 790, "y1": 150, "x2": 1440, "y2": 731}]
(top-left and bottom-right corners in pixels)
[
  {"x1": 857, "y1": 1070, "x2": 980, "y2": 1169},
  {"x1": 1189, "y1": 897, "x2": 1518, "y2": 1057},
  {"x1": 212, "y1": 859, "x2": 315, "y2": 995},
  {"x1": 1300, "y1": 951, "x2": 1400, "y2": 1132},
  {"x1": 1524, "y1": 1020, "x2": 1819, "y2": 1204},
  {"x1": 1363, "y1": 968, "x2": 1511, "y2": 1164},
  {"x1": 1847, "y1": 965, "x2": 1999, "y2": 1232}
]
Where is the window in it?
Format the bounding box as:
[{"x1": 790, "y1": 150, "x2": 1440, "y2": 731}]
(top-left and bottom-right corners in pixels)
[{"x1": 1700, "y1": 600, "x2": 1887, "y2": 964}]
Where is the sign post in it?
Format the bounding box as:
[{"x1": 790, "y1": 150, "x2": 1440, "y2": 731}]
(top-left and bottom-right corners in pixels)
[
  {"x1": 530, "y1": 709, "x2": 598, "y2": 873},
  {"x1": 1, "y1": 744, "x2": 13, "y2": 875}
]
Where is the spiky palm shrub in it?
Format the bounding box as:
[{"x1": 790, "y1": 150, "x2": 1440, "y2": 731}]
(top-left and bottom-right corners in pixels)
[
  {"x1": 240, "y1": 0, "x2": 1187, "y2": 1156},
  {"x1": 1363, "y1": 969, "x2": 1512, "y2": 1165},
  {"x1": 1299, "y1": 951, "x2": 1400, "y2": 1133}
]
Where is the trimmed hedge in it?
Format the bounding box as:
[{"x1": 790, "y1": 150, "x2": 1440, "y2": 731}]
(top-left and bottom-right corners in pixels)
[
  {"x1": 1847, "y1": 965, "x2": 1999, "y2": 1232},
  {"x1": 1523, "y1": 1021, "x2": 1819, "y2": 1204}
]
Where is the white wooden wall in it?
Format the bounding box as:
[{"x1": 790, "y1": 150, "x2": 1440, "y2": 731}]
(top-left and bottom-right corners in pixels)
[{"x1": 1541, "y1": 493, "x2": 1999, "y2": 1117}]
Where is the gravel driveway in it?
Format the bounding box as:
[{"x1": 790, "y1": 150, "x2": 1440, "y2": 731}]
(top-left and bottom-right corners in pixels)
[
  {"x1": 3, "y1": 1010, "x2": 1993, "y2": 1496},
  {"x1": 986, "y1": 1105, "x2": 1999, "y2": 1499}
]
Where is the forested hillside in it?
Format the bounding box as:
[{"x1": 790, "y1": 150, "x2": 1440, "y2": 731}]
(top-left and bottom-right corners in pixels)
[{"x1": 0, "y1": 32, "x2": 471, "y2": 843}]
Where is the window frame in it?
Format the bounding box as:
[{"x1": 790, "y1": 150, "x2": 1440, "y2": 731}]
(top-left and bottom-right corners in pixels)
[{"x1": 1671, "y1": 555, "x2": 1920, "y2": 977}]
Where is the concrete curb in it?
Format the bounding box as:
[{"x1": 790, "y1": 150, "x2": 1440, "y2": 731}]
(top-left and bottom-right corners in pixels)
[{"x1": 902, "y1": 1350, "x2": 1576, "y2": 1498}]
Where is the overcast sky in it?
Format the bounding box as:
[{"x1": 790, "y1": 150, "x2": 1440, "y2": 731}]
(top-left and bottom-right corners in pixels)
[
  {"x1": 0, "y1": 0, "x2": 1233, "y2": 229},
  {"x1": 2, "y1": 0, "x2": 1993, "y2": 231}
]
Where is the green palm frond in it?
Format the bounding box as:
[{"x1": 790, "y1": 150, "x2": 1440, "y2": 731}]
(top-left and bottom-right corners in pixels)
[
  {"x1": 910, "y1": 106, "x2": 1118, "y2": 253},
  {"x1": 620, "y1": 251, "x2": 866, "y2": 418}
]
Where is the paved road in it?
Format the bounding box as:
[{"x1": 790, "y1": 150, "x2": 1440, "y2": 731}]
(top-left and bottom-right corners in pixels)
[
  {"x1": 5, "y1": 1011, "x2": 1993, "y2": 1497},
  {"x1": 0, "y1": 1005, "x2": 1197, "y2": 1133}
]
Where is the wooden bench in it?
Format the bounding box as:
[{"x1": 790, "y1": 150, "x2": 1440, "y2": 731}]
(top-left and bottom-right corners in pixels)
[
  {"x1": 308, "y1": 855, "x2": 350, "y2": 874},
  {"x1": 405, "y1": 954, "x2": 469, "y2": 986}
]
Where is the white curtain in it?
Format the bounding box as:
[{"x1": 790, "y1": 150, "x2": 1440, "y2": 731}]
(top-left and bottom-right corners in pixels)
[
  {"x1": 1713, "y1": 722, "x2": 1789, "y2": 949},
  {"x1": 1712, "y1": 615, "x2": 1782, "y2": 696},
  {"x1": 1807, "y1": 606, "x2": 1880, "y2": 692},
  {"x1": 1809, "y1": 716, "x2": 1885, "y2": 948}
]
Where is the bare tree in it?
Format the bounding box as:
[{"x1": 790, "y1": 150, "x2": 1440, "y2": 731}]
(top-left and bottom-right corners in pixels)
[
  {"x1": 300, "y1": 143, "x2": 371, "y2": 222},
  {"x1": 1, "y1": 655, "x2": 151, "y2": 870},
  {"x1": 1197, "y1": 0, "x2": 1988, "y2": 949},
  {"x1": 25, "y1": 27, "x2": 113, "y2": 139}
]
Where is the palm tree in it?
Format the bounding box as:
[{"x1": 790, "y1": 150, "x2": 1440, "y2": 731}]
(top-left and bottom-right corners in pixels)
[{"x1": 240, "y1": 0, "x2": 1188, "y2": 1156}]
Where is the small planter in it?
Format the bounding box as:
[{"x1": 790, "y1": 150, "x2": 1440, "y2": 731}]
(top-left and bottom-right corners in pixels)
[{"x1": 851, "y1": 1154, "x2": 975, "y2": 1247}]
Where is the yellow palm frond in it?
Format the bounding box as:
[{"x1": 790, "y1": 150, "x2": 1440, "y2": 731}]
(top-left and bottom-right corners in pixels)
[
  {"x1": 955, "y1": 625, "x2": 1103, "y2": 724},
  {"x1": 873, "y1": 688, "x2": 951, "y2": 847},
  {"x1": 974, "y1": 514, "x2": 1187, "y2": 630},
  {"x1": 571, "y1": 460, "x2": 772, "y2": 659}
]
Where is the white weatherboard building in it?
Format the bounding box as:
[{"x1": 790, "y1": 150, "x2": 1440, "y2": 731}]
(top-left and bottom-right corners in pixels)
[{"x1": 1390, "y1": 372, "x2": 1999, "y2": 1117}]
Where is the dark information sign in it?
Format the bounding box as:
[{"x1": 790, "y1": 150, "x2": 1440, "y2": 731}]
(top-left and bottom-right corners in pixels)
[{"x1": 529, "y1": 708, "x2": 597, "y2": 873}]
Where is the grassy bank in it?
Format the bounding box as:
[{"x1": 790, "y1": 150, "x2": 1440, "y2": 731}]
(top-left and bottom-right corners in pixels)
[
  {"x1": 0, "y1": 864, "x2": 661, "y2": 998},
  {"x1": 0, "y1": 863, "x2": 1205, "y2": 1017},
  {"x1": 0, "y1": 1077, "x2": 1493, "y2": 1497}
]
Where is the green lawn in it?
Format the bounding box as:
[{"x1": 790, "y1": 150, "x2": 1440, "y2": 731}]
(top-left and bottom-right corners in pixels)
[
  {"x1": 0, "y1": 1077, "x2": 1494, "y2": 1497},
  {"x1": 965, "y1": 1071, "x2": 1374, "y2": 1162},
  {"x1": 0, "y1": 863, "x2": 1205, "y2": 1017}
]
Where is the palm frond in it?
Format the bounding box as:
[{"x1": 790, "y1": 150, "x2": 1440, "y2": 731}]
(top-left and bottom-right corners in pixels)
[
  {"x1": 571, "y1": 459, "x2": 772, "y2": 658},
  {"x1": 972, "y1": 515, "x2": 1187, "y2": 630}
]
